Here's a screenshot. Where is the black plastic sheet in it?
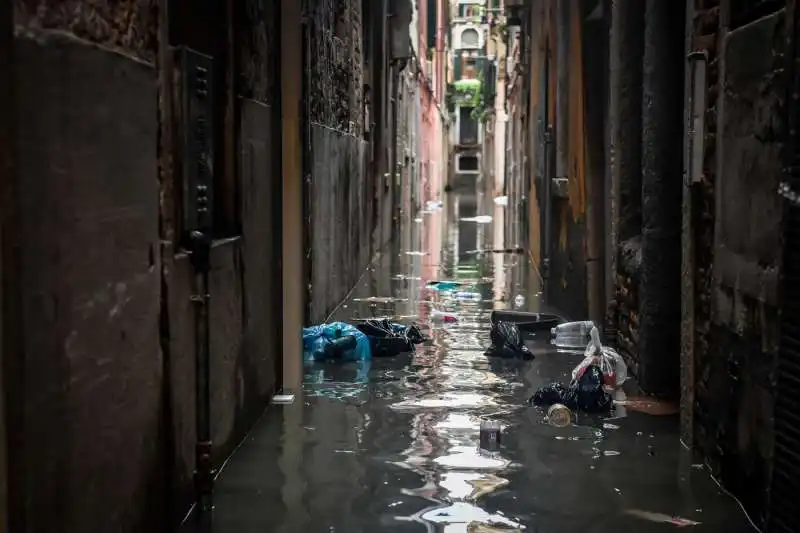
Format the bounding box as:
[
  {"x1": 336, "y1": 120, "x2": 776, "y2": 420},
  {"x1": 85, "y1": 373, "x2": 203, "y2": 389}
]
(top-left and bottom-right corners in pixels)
[
  {"x1": 485, "y1": 321, "x2": 534, "y2": 359},
  {"x1": 529, "y1": 365, "x2": 613, "y2": 413}
]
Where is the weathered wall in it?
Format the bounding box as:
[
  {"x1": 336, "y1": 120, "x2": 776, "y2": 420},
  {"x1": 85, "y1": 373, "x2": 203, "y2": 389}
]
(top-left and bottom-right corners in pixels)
[
  {"x1": 6, "y1": 1, "x2": 283, "y2": 531},
  {"x1": 693, "y1": 8, "x2": 785, "y2": 527},
  {"x1": 607, "y1": 0, "x2": 644, "y2": 359},
  {"x1": 304, "y1": 0, "x2": 393, "y2": 324},
  {"x1": 161, "y1": 0, "x2": 283, "y2": 522},
  {"x1": 519, "y1": 0, "x2": 590, "y2": 320},
  {"x1": 11, "y1": 28, "x2": 164, "y2": 533},
  {"x1": 309, "y1": 128, "x2": 371, "y2": 322},
  {"x1": 0, "y1": 0, "x2": 14, "y2": 523}
]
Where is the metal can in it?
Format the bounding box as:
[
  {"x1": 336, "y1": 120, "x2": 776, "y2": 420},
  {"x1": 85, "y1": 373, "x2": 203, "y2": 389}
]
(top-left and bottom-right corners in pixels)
[
  {"x1": 547, "y1": 404, "x2": 572, "y2": 427},
  {"x1": 479, "y1": 420, "x2": 502, "y2": 451}
]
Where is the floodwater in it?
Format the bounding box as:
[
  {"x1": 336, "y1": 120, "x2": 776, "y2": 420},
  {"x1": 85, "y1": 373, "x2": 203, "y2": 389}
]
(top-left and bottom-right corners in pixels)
[{"x1": 182, "y1": 223, "x2": 755, "y2": 533}]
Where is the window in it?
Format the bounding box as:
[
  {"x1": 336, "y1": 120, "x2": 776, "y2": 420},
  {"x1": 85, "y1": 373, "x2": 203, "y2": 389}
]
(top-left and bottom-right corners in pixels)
[
  {"x1": 459, "y1": 107, "x2": 479, "y2": 145},
  {"x1": 458, "y1": 155, "x2": 479, "y2": 172},
  {"x1": 460, "y1": 28, "x2": 480, "y2": 48}
]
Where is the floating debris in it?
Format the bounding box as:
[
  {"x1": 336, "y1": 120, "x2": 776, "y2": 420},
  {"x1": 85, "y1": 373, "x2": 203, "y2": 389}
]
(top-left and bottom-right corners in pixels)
[
  {"x1": 546, "y1": 404, "x2": 572, "y2": 427},
  {"x1": 614, "y1": 397, "x2": 680, "y2": 416},
  {"x1": 625, "y1": 509, "x2": 702, "y2": 527},
  {"x1": 460, "y1": 215, "x2": 494, "y2": 224},
  {"x1": 352, "y1": 296, "x2": 408, "y2": 303}
]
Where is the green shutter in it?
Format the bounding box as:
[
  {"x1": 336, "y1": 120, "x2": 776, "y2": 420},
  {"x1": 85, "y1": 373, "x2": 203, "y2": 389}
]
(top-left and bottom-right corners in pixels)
[{"x1": 427, "y1": 0, "x2": 437, "y2": 50}]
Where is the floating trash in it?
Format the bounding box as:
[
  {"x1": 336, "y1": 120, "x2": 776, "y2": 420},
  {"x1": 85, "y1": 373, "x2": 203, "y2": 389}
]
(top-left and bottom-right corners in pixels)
[
  {"x1": 546, "y1": 404, "x2": 572, "y2": 427},
  {"x1": 460, "y1": 215, "x2": 494, "y2": 224},
  {"x1": 352, "y1": 296, "x2": 408, "y2": 303},
  {"x1": 479, "y1": 420, "x2": 502, "y2": 451},
  {"x1": 453, "y1": 291, "x2": 482, "y2": 301},
  {"x1": 625, "y1": 509, "x2": 702, "y2": 527},
  {"x1": 427, "y1": 280, "x2": 465, "y2": 291},
  {"x1": 430, "y1": 310, "x2": 459, "y2": 324}
]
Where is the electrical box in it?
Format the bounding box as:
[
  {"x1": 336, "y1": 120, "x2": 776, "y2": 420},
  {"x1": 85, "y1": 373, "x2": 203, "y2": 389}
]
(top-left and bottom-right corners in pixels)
[{"x1": 180, "y1": 47, "x2": 215, "y2": 233}]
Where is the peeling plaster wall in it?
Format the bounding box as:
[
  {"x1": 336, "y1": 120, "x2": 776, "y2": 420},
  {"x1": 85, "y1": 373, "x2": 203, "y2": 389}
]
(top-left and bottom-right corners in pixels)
[{"x1": 520, "y1": 0, "x2": 589, "y2": 320}]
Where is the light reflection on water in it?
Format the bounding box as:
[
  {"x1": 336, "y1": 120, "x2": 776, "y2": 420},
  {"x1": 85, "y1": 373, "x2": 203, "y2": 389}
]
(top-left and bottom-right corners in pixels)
[{"x1": 191, "y1": 228, "x2": 755, "y2": 533}]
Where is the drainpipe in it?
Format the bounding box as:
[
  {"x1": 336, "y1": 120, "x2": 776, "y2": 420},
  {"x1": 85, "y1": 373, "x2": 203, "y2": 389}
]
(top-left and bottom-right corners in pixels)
[
  {"x1": 549, "y1": 0, "x2": 569, "y2": 304},
  {"x1": 639, "y1": 0, "x2": 684, "y2": 395},
  {"x1": 542, "y1": 124, "x2": 553, "y2": 297},
  {"x1": 555, "y1": 0, "x2": 569, "y2": 186},
  {"x1": 189, "y1": 230, "x2": 214, "y2": 515},
  {"x1": 390, "y1": 64, "x2": 401, "y2": 236}
]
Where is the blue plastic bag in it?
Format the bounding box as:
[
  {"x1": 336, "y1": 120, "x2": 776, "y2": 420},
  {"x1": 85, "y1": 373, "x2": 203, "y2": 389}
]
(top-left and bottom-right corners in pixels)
[
  {"x1": 302, "y1": 322, "x2": 372, "y2": 362},
  {"x1": 426, "y1": 280, "x2": 462, "y2": 292}
]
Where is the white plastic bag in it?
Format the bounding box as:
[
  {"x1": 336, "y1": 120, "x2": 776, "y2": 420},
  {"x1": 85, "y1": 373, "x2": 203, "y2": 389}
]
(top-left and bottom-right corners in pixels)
[{"x1": 571, "y1": 326, "x2": 628, "y2": 388}]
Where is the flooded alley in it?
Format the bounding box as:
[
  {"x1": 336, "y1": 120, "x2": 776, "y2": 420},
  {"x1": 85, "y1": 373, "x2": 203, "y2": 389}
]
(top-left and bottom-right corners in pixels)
[
  {"x1": 5, "y1": 0, "x2": 800, "y2": 531},
  {"x1": 183, "y1": 211, "x2": 756, "y2": 533}
]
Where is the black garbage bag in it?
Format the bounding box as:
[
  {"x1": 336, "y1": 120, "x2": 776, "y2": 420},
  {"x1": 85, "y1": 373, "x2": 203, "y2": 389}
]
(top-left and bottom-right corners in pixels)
[
  {"x1": 529, "y1": 364, "x2": 612, "y2": 413},
  {"x1": 354, "y1": 319, "x2": 426, "y2": 357},
  {"x1": 485, "y1": 321, "x2": 534, "y2": 359}
]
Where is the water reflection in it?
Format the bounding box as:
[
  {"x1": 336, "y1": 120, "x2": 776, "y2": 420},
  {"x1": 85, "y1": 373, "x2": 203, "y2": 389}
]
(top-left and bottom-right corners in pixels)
[{"x1": 189, "y1": 206, "x2": 756, "y2": 533}]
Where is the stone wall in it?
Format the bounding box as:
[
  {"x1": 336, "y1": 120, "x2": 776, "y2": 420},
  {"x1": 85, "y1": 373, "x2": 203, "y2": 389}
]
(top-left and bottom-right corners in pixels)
[
  {"x1": 692, "y1": 6, "x2": 785, "y2": 528},
  {"x1": 308, "y1": 127, "x2": 372, "y2": 323}
]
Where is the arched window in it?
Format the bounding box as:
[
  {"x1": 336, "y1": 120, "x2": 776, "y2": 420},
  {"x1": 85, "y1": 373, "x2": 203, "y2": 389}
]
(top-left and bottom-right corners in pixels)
[{"x1": 460, "y1": 28, "x2": 480, "y2": 48}]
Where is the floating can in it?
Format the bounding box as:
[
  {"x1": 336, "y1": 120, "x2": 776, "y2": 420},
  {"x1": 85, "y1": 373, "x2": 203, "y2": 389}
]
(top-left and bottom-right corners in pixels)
[
  {"x1": 547, "y1": 404, "x2": 572, "y2": 427},
  {"x1": 479, "y1": 420, "x2": 502, "y2": 451}
]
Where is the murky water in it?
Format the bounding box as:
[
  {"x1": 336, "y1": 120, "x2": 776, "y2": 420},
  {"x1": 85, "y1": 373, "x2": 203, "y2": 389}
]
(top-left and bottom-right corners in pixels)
[{"x1": 185, "y1": 241, "x2": 755, "y2": 533}]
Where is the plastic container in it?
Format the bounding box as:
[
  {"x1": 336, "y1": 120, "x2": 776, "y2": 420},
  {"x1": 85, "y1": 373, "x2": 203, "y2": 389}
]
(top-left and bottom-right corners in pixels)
[
  {"x1": 551, "y1": 321, "x2": 595, "y2": 348},
  {"x1": 453, "y1": 291, "x2": 482, "y2": 301}
]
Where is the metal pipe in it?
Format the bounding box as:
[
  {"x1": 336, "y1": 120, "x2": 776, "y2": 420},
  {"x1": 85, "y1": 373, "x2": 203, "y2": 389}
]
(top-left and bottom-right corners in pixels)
[
  {"x1": 189, "y1": 230, "x2": 215, "y2": 515},
  {"x1": 390, "y1": 63, "x2": 401, "y2": 255},
  {"x1": 555, "y1": 0, "x2": 569, "y2": 181},
  {"x1": 543, "y1": 124, "x2": 553, "y2": 297}
]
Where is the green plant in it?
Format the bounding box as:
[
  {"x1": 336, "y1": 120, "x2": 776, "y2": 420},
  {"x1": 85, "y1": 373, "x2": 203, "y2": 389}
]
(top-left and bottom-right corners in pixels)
[{"x1": 452, "y1": 79, "x2": 482, "y2": 107}]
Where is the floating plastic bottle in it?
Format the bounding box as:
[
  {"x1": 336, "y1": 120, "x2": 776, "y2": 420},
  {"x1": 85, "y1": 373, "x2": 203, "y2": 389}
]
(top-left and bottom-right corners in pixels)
[
  {"x1": 551, "y1": 320, "x2": 595, "y2": 348},
  {"x1": 430, "y1": 310, "x2": 459, "y2": 324},
  {"x1": 454, "y1": 291, "x2": 481, "y2": 301}
]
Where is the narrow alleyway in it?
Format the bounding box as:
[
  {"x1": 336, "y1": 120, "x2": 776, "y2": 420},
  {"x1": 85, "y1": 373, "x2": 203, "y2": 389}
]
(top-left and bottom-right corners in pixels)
[{"x1": 181, "y1": 206, "x2": 755, "y2": 533}]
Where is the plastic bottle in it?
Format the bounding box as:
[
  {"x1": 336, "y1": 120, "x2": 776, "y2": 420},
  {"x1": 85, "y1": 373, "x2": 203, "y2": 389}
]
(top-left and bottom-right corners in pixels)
[
  {"x1": 551, "y1": 321, "x2": 595, "y2": 348},
  {"x1": 430, "y1": 310, "x2": 459, "y2": 324}
]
